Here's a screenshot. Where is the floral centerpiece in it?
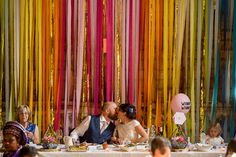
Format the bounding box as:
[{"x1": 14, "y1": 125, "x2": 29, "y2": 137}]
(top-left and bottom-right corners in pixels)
[
  {"x1": 42, "y1": 136, "x2": 57, "y2": 149},
  {"x1": 171, "y1": 135, "x2": 187, "y2": 149},
  {"x1": 170, "y1": 125, "x2": 188, "y2": 149},
  {"x1": 42, "y1": 124, "x2": 58, "y2": 149}
]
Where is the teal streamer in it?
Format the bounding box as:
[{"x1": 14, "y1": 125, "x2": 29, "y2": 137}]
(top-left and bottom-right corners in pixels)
[
  {"x1": 231, "y1": 0, "x2": 236, "y2": 139},
  {"x1": 211, "y1": 48, "x2": 220, "y2": 121}
]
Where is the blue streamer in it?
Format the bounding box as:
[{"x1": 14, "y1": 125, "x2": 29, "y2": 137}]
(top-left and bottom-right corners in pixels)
[
  {"x1": 211, "y1": 48, "x2": 220, "y2": 120},
  {"x1": 222, "y1": 52, "x2": 230, "y2": 108},
  {"x1": 223, "y1": 117, "x2": 227, "y2": 141},
  {"x1": 231, "y1": 0, "x2": 236, "y2": 139}
]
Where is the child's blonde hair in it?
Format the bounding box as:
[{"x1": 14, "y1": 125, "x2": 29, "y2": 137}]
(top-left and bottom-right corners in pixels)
[{"x1": 207, "y1": 122, "x2": 222, "y2": 137}]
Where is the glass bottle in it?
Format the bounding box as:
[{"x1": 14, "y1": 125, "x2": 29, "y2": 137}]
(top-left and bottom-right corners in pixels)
[
  {"x1": 148, "y1": 125, "x2": 156, "y2": 145},
  {"x1": 157, "y1": 126, "x2": 163, "y2": 136}
]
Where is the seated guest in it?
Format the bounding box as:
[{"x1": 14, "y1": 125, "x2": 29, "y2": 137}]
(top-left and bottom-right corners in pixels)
[
  {"x1": 18, "y1": 146, "x2": 38, "y2": 157},
  {"x1": 16, "y1": 105, "x2": 39, "y2": 144},
  {"x1": 70, "y1": 102, "x2": 118, "y2": 144},
  {"x1": 150, "y1": 137, "x2": 171, "y2": 157},
  {"x1": 206, "y1": 122, "x2": 224, "y2": 146},
  {"x1": 226, "y1": 139, "x2": 236, "y2": 157},
  {"x1": 3, "y1": 121, "x2": 28, "y2": 157},
  {"x1": 112, "y1": 104, "x2": 148, "y2": 144}
]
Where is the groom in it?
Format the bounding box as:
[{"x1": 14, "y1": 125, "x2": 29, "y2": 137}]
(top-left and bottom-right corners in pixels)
[{"x1": 70, "y1": 102, "x2": 118, "y2": 144}]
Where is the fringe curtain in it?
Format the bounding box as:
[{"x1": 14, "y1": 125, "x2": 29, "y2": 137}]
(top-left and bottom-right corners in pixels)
[{"x1": 0, "y1": 0, "x2": 235, "y2": 142}]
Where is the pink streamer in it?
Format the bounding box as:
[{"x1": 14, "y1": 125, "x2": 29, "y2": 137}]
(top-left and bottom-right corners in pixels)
[
  {"x1": 72, "y1": 0, "x2": 78, "y2": 128},
  {"x1": 106, "y1": 0, "x2": 113, "y2": 101},
  {"x1": 87, "y1": 0, "x2": 91, "y2": 114},
  {"x1": 64, "y1": 0, "x2": 72, "y2": 136},
  {"x1": 125, "y1": 0, "x2": 130, "y2": 103},
  {"x1": 71, "y1": 0, "x2": 77, "y2": 128},
  {"x1": 76, "y1": 0, "x2": 85, "y2": 124},
  {"x1": 55, "y1": 0, "x2": 66, "y2": 130},
  {"x1": 94, "y1": 0, "x2": 103, "y2": 115},
  {"x1": 90, "y1": 1, "x2": 97, "y2": 110},
  {"x1": 133, "y1": 0, "x2": 140, "y2": 107},
  {"x1": 128, "y1": 0, "x2": 133, "y2": 104}
]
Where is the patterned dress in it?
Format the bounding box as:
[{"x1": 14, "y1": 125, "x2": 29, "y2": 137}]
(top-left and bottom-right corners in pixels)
[{"x1": 26, "y1": 122, "x2": 36, "y2": 143}]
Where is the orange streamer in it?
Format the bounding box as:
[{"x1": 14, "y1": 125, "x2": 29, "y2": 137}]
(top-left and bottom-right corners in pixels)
[{"x1": 143, "y1": 0, "x2": 149, "y2": 126}]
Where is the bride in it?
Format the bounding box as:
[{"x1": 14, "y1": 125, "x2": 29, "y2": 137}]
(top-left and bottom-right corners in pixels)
[{"x1": 112, "y1": 104, "x2": 148, "y2": 144}]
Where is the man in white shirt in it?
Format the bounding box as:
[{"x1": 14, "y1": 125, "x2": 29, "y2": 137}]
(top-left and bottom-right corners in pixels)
[
  {"x1": 70, "y1": 102, "x2": 118, "y2": 144},
  {"x1": 150, "y1": 137, "x2": 171, "y2": 157}
]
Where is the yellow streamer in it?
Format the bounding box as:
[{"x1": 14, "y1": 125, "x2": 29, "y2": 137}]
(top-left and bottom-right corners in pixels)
[
  {"x1": 168, "y1": 0, "x2": 174, "y2": 138},
  {"x1": 172, "y1": 0, "x2": 178, "y2": 97},
  {"x1": 37, "y1": 0, "x2": 43, "y2": 137},
  {"x1": 25, "y1": 0, "x2": 29, "y2": 105},
  {"x1": 0, "y1": 0, "x2": 4, "y2": 129},
  {"x1": 163, "y1": 0, "x2": 168, "y2": 135},
  {"x1": 29, "y1": 0, "x2": 35, "y2": 113},
  {"x1": 175, "y1": 0, "x2": 187, "y2": 94},
  {"x1": 155, "y1": 0, "x2": 162, "y2": 129},
  {"x1": 34, "y1": 0, "x2": 39, "y2": 125},
  {"x1": 167, "y1": 93, "x2": 172, "y2": 138},
  {"x1": 19, "y1": 0, "x2": 25, "y2": 105}
]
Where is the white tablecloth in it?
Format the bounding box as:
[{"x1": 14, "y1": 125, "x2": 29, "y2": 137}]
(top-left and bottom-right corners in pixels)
[{"x1": 38, "y1": 151, "x2": 225, "y2": 157}]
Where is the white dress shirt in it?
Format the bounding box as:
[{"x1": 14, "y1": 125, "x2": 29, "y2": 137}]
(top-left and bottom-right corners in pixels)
[{"x1": 70, "y1": 115, "x2": 111, "y2": 141}]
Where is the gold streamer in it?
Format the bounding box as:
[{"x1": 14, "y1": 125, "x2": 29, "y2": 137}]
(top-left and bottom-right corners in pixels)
[
  {"x1": 163, "y1": 0, "x2": 168, "y2": 135},
  {"x1": 50, "y1": 0, "x2": 55, "y2": 125},
  {"x1": 29, "y1": 0, "x2": 35, "y2": 114},
  {"x1": 37, "y1": 0, "x2": 43, "y2": 137},
  {"x1": 9, "y1": 0, "x2": 15, "y2": 120},
  {"x1": 203, "y1": 0, "x2": 209, "y2": 126},
  {"x1": 25, "y1": 0, "x2": 29, "y2": 104},
  {"x1": 190, "y1": 0, "x2": 197, "y2": 142},
  {"x1": 81, "y1": 28, "x2": 87, "y2": 120},
  {"x1": 200, "y1": 0, "x2": 206, "y2": 133},
  {"x1": 147, "y1": 0, "x2": 155, "y2": 128},
  {"x1": 115, "y1": 0, "x2": 122, "y2": 104},
  {"x1": 101, "y1": 0, "x2": 106, "y2": 109}
]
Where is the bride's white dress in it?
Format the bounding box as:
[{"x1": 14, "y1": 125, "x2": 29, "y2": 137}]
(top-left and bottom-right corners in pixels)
[{"x1": 115, "y1": 120, "x2": 140, "y2": 141}]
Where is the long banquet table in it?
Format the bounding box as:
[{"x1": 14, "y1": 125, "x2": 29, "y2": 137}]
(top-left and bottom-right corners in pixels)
[
  {"x1": 0, "y1": 145, "x2": 226, "y2": 157},
  {"x1": 38, "y1": 151, "x2": 225, "y2": 157}
]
